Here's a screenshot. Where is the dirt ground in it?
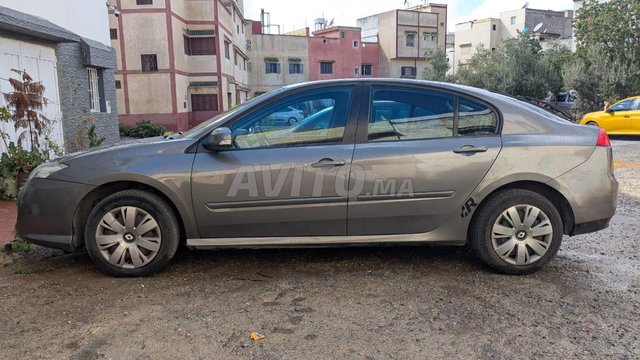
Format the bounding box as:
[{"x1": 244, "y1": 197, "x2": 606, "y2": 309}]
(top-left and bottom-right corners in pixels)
[{"x1": 1, "y1": 140, "x2": 638, "y2": 359}]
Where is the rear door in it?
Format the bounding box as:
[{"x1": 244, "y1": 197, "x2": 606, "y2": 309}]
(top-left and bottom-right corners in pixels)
[
  {"x1": 632, "y1": 98, "x2": 640, "y2": 133},
  {"x1": 347, "y1": 84, "x2": 502, "y2": 236},
  {"x1": 191, "y1": 85, "x2": 360, "y2": 238}
]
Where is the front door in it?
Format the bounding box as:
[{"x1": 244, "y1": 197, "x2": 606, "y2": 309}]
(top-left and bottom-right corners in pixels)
[
  {"x1": 603, "y1": 98, "x2": 635, "y2": 133},
  {"x1": 348, "y1": 85, "x2": 502, "y2": 235},
  {"x1": 192, "y1": 85, "x2": 360, "y2": 238}
]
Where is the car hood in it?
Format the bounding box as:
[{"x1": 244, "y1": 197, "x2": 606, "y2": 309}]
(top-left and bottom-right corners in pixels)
[{"x1": 56, "y1": 137, "x2": 167, "y2": 163}]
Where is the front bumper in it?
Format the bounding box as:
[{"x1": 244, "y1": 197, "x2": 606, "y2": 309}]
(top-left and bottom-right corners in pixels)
[{"x1": 16, "y1": 178, "x2": 95, "y2": 252}]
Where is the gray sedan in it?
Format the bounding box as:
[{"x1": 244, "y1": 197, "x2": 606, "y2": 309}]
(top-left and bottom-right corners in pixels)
[{"x1": 16, "y1": 79, "x2": 618, "y2": 276}]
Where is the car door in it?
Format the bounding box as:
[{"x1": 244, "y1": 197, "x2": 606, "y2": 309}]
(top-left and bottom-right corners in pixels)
[
  {"x1": 191, "y1": 85, "x2": 360, "y2": 238},
  {"x1": 632, "y1": 98, "x2": 640, "y2": 133},
  {"x1": 348, "y1": 84, "x2": 502, "y2": 236},
  {"x1": 603, "y1": 99, "x2": 635, "y2": 133}
]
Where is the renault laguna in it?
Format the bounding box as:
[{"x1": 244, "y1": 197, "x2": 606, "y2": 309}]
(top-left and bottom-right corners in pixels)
[{"x1": 16, "y1": 79, "x2": 618, "y2": 276}]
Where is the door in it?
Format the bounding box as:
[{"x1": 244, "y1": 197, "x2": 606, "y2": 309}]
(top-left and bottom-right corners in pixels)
[
  {"x1": 602, "y1": 98, "x2": 635, "y2": 133},
  {"x1": 348, "y1": 85, "x2": 502, "y2": 236},
  {"x1": 632, "y1": 98, "x2": 640, "y2": 133},
  {"x1": 191, "y1": 85, "x2": 360, "y2": 238}
]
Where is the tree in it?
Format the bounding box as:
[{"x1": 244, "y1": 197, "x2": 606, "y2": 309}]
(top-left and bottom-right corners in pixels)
[
  {"x1": 2, "y1": 69, "x2": 51, "y2": 152},
  {"x1": 421, "y1": 48, "x2": 450, "y2": 82},
  {"x1": 569, "y1": 0, "x2": 640, "y2": 113},
  {"x1": 456, "y1": 34, "x2": 559, "y2": 99}
]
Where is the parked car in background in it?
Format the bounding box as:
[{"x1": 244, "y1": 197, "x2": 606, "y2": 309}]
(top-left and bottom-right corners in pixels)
[
  {"x1": 16, "y1": 79, "x2": 618, "y2": 277},
  {"x1": 580, "y1": 96, "x2": 640, "y2": 134},
  {"x1": 546, "y1": 92, "x2": 576, "y2": 112},
  {"x1": 264, "y1": 106, "x2": 304, "y2": 127}
]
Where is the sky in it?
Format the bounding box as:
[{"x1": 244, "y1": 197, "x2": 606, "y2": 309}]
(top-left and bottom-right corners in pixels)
[{"x1": 243, "y1": 0, "x2": 574, "y2": 33}]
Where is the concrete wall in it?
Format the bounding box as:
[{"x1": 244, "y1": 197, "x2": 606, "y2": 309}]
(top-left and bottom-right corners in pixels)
[
  {"x1": 247, "y1": 32, "x2": 309, "y2": 95},
  {"x1": 309, "y1": 28, "x2": 363, "y2": 81},
  {"x1": 454, "y1": 18, "x2": 501, "y2": 72},
  {"x1": 0, "y1": 0, "x2": 111, "y2": 45}
]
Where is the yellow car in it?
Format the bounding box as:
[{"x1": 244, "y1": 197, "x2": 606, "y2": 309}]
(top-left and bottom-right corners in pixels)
[{"x1": 580, "y1": 96, "x2": 640, "y2": 134}]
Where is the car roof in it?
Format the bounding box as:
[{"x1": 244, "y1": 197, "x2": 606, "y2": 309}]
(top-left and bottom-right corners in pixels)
[{"x1": 277, "y1": 78, "x2": 501, "y2": 100}]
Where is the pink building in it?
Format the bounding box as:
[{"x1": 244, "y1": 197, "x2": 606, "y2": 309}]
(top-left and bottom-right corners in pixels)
[{"x1": 308, "y1": 27, "x2": 380, "y2": 81}]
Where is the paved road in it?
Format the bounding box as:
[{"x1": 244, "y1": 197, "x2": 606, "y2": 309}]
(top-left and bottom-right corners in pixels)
[{"x1": 1, "y1": 140, "x2": 639, "y2": 359}]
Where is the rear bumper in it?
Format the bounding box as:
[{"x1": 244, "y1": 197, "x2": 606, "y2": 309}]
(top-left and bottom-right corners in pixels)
[
  {"x1": 16, "y1": 178, "x2": 94, "y2": 252},
  {"x1": 548, "y1": 146, "x2": 618, "y2": 235},
  {"x1": 570, "y1": 218, "x2": 611, "y2": 236}
]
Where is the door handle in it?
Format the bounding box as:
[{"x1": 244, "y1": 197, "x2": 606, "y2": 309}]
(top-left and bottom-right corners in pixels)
[
  {"x1": 453, "y1": 145, "x2": 488, "y2": 154},
  {"x1": 311, "y1": 158, "x2": 347, "y2": 168},
  {"x1": 624, "y1": 115, "x2": 631, "y2": 118}
]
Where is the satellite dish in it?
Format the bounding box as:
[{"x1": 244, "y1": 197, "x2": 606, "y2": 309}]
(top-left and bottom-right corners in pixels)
[
  {"x1": 533, "y1": 23, "x2": 543, "y2": 32},
  {"x1": 522, "y1": 2, "x2": 529, "y2": 9},
  {"x1": 329, "y1": 18, "x2": 334, "y2": 26}
]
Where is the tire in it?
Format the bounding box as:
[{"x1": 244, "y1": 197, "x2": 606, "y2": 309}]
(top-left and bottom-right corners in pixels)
[
  {"x1": 470, "y1": 189, "x2": 563, "y2": 275},
  {"x1": 287, "y1": 117, "x2": 299, "y2": 126},
  {"x1": 586, "y1": 121, "x2": 599, "y2": 127},
  {"x1": 85, "y1": 190, "x2": 180, "y2": 277}
]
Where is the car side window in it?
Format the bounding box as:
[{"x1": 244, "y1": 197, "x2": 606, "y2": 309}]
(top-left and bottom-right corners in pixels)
[
  {"x1": 368, "y1": 86, "x2": 455, "y2": 142},
  {"x1": 458, "y1": 97, "x2": 498, "y2": 136},
  {"x1": 230, "y1": 87, "x2": 352, "y2": 149},
  {"x1": 610, "y1": 99, "x2": 635, "y2": 112}
]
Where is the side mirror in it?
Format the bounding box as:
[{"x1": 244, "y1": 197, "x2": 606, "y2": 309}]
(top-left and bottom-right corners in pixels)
[
  {"x1": 204, "y1": 127, "x2": 233, "y2": 151},
  {"x1": 606, "y1": 108, "x2": 614, "y2": 114}
]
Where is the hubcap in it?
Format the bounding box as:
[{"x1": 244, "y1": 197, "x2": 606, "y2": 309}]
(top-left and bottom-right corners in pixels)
[
  {"x1": 491, "y1": 204, "x2": 553, "y2": 266},
  {"x1": 95, "y1": 206, "x2": 162, "y2": 269}
]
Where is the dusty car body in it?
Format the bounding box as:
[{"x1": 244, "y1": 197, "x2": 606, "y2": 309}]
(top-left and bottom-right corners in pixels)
[{"x1": 16, "y1": 79, "x2": 618, "y2": 276}]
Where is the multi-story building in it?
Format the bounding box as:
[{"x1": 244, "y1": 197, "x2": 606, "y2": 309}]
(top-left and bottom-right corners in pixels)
[
  {"x1": 0, "y1": 0, "x2": 119, "y2": 153},
  {"x1": 108, "y1": 0, "x2": 250, "y2": 131},
  {"x1": 246, "y1": 23, "x2": 309, "y2": 96},
  {"x1": 357, "y1": 3, "x2": 448, "y2": 79},
  {"x1": 309, "y1": 27, "x2": 380, "y2": 81},
  {"x1": 454, "y1": 7, "x2": 573, "y2": 72}
]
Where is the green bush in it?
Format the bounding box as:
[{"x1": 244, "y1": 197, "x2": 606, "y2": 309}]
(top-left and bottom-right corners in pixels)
[
  {"x1": 120, "y1": 120, "x2": 166, "y2": 138},
  {"x1": 0, "y1": 142, "x2": 44, "y2": 178}
]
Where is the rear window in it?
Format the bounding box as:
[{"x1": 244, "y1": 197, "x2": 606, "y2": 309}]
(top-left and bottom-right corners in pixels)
[{"x1": 458, "y1": 97, "x2": 498, "y2": 136}]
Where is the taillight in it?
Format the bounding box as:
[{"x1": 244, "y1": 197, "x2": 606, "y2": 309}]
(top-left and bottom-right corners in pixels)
[{"x1": 597, "y1": 128, "x2": 611, "y2": 147}]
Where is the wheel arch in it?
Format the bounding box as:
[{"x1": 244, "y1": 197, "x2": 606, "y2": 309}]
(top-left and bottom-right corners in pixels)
[
  {"x1": 470, "y1": 180, "x2": 575, "y2": 236},
  {"x1": 72, "y1": 181, "x2": 190, "y2": 250}
]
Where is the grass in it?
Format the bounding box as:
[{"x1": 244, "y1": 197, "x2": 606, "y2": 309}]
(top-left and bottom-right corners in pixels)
[{"x1": 7, "y1": 238, "x2": 30, "y2": 253}]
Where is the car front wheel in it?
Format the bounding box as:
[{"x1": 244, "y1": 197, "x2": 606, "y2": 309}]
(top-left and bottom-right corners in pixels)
[
  {"x1": 470, "y1": 189, "x2": 563, "y2": 274},
  {"x1": 85, "y1": 190, "x2": 180, "y2": 277}
]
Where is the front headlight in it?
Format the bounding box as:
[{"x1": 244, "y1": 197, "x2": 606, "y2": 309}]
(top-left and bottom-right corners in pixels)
[{"x1": 27, "y1": 162, "x2": 68, "y2": 181}]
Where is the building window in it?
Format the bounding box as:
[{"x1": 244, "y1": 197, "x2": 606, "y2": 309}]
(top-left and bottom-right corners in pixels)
[
  {"x1": 224, "y1": 41, "x2": 230, "y2": 59},
  {"x1": 340, "y1": 31, "x2": 345, "y2": 38},
  {"x1": 492, "y1": 24, "x2": 497, "y2": 31},
  {"x1": 406, "y1": 33, "x2": 416, "y2": 47},
  {"x1": 136, "y1": 0, "x2": 152, "y2": 5},
  {"x1": 289, "y1": 63, "x2": 304, "y2": 74},
  {"x1": 234, "y1": 51, "x2": 238, "y2": 66},
  {"x1": 510, "y1": 16, "x2": 516, "y2": 25},
  {"x1": 401, "y1": 66, "x2": 416, "y2": 78},
  {"x1": 354, "y1": 67, "x2": 359, "y2": 76},
  {"x1": 110, "y1": 28, "x2": 118, "y2": 40},
  {"x1": 115, "y1": 80, "x2": 122, "y2": 89},
  {"x1": 87, "y1": 68, "x2": 101, "y2": 113},
  {"x1": 141, "y1": 54, "x2": 158, "y2": 72},
  {"x1": 184, "y1": 37, "x2": 216, "y2": 56},
  {"x1": 362, "y1": 64, "x2": 372, "y2": 76},
  {"x1": 353, "y1": 40, "x2": 359, "y2": 48},
  {"x1": 265, "y1": 62, "x2": 281, "y2": 74},
  {"x1": 320, "y1": 61, "x2": 333, "y2": 74},
  {"x1": 191, "y1": 94, "x2": 219, "y2": 111},
  {"x1": 460, "y1": 44, "x2": 471, "y2": 55}
]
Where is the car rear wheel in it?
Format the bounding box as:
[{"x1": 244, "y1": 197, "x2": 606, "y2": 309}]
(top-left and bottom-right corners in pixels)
[
  {"x1": 586, "y1": 121, "x2": 599, "y2": 127},
  {"x1": 470, "y1": 189, "x2": 563, "y2": 274},
  {"x1": 287, "y1": 117, "x2": 298, "y2": 126},
  {"x1": 85, "y1": 190, "x2": 180, "y2": 277}
]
